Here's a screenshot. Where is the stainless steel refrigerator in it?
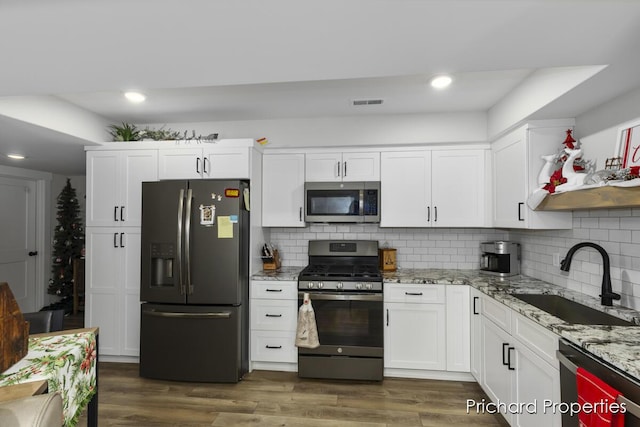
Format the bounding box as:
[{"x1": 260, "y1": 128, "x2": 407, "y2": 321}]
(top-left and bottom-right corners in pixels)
[{"x1": 139, "y1": 179, "x2": 250, "y2": 383}]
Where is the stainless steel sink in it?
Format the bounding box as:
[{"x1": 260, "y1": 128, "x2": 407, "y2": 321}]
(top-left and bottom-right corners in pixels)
[{"x1": 511, "y1": 293, "x2": 637, "y2": 326}]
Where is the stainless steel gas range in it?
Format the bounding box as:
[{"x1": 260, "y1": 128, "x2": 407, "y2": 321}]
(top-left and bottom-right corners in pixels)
[{"x1": 297, "y1": 240, "x2": 383, "y2": 381}]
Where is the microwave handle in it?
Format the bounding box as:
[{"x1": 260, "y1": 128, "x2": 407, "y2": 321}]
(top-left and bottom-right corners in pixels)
[{"x1": 359, "y1": 189, "x2": 364, "y2": 215}]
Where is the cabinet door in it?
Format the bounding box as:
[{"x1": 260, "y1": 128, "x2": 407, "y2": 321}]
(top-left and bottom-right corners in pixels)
[
  {"x1": 470, "y1": 288, "x2": 483, "y2": 383},
  {"x1": 121, "y1": 151, "x2": 158, "y2": 227},
  {"x1": 158, "y1": 148, "x2": 203, "y2": 180},
  {"x1": 512, "y1": 341, "x2": 561, "y2": 427},
  {"x1": 121, "y1": 229, "x2": 141, "y2": 356},
  {"x1": 342, "y1": 152, "x2": 380, "y2": 181},
  {"x1": 446, "y1": 286, "x2": 470, "y2": 372},
  {"x1": 481, "y1": 318, "x2": 513, "y2": 424},
  {"x1": 262, "y1": 154, "x2": 305, "y2": 227},
  {"x1": 384, "y1": 302, "x2": 446, "y2": 370},
  {"x1": 86, "y1": 151, "x2": 120, "y2": 227},
  {"x1": 205, "y1": 148, "x2": 250, "y2": 179},
  {"x1": 305, "y1": 152, "x2": 342, "y2": 182},
  {"x1": 380, "y1": 151, "x2": 431, "y2": 227},
  {"x1": 432, "y1": 150, "x2": 486, "y2": 227},
  {"x1": 493, "y1": 128, "x2": 527, "y2": 228},
  {"x1": 85, "y1": 227, "x2": 141, "y2": 357},
  {"x1": 85, "y1": 227, "x2": 123, "y2": 355}
]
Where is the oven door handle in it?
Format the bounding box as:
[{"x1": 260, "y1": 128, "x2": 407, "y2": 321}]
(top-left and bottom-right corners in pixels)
[{"x1": 298, "y1": 292, "x2": 383, "y2": 302}]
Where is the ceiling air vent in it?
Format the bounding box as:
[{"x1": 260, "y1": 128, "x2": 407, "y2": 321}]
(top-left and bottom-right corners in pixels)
[{"x1": 352, "y1": 99, "x2": 384, "y2": 106}]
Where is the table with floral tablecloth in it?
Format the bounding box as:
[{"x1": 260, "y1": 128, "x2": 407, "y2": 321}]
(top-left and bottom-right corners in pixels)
[{"x1": 0, "y1": 328, "x2": 98, "y2": 427}]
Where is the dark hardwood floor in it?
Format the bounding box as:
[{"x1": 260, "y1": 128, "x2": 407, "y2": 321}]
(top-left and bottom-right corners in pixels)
[
  {"x1": 75, "y1": 362, "x2": 507, "y2": 426},
  {"x1": 65, "y1": 313, "x2": 505, "y2": 426}
]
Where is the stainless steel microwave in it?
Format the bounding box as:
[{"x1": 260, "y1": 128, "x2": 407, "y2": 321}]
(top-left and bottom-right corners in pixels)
[{"x1": 304, "y1": 181, "x2": 380, "y2": 223}]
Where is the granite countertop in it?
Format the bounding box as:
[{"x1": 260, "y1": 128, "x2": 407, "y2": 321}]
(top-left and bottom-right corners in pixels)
[
  {"x1": 251, "y1": 267, "x2": 640, "y2": 381},
  {"x1": 251, "y1": 266, "x2": 303, "y2": 281},
  {"x1": 384, "y1": 269, "x2": 640, "y2": 381}
]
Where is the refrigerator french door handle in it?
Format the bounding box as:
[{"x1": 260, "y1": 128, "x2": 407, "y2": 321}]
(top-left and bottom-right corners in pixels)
[
  {"x1": 185, "y1": 188, "x2": 194, "y2": 295},
  {"x1": 144, "y1": 310, "x2": 231, "y2": 319},
  {"x1": 177, "y1": 189, "x2": 185, "y2": 295}
]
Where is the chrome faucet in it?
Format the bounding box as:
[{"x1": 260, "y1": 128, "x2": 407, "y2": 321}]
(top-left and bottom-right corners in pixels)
[{"x1": 560, "y1": 242, "x2": 620, "y2": 306}]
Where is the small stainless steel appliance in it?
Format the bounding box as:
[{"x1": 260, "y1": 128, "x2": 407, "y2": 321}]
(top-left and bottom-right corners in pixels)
[
  {"x1": 480, "y1": 241, "x2": 520, "y2": 277},
  {"x1": 304, "y1": 181, "x2": 380, "y2": 223},
  {"x1": 297, "y1": 240, "x2": 383, "y2": 381}
]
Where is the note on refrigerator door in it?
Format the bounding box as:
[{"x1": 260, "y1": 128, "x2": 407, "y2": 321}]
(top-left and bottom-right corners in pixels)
[{"x1": 217, "y1": 216, "x2": 233, "y2": 238}]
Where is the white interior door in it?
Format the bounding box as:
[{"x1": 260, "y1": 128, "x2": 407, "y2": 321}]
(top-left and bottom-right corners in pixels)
[{"x1": 0, "y1": 177, "x2": 37, "y2": 312}]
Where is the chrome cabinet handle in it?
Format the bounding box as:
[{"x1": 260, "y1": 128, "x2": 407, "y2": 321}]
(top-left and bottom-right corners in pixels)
[
  {"x1": 434, "y1": 206, "x2": 438, "y2": 222},
  {"x1": 405, "y1": 292, "x2": 423, "y2": 296},
  {"x1": 196, "y1": 157, "x2": 201, "y2": 174},
  {"x1": 203, "y1": 157, "x2": 209, "y2": 174},
  {"x1": 113, "y1": 232, "x2": 118, "y2": 248},
  {"x1": 114, "y1": 206, "x2": 119, "y2": 221},
  {"x1": 386, "y1": 309, "x2": 389, "y2": 326},
  {"x1": 473, "y1": 296, "x2": 479, "y2": 315},
  {"x1": 299, "y1": 207, "x2": 303, "y2": 222},
  {"x1": 344, "y1": 161, "x2": 347, "y2": 177},
  {"x1": 265, "y1": 314, "x2": 283, "y2": 318},
  {"x1": 427, "y1": 206, "x2": 430, "y2": 222},
  {"x1": 120, "y1": 232, "x2": 124, "y2": 248},
  {"x1": 120, "y1": 206, "x2": 125, "y2": 221},
  {"x1": 265, "y1": 289, "x2": 283, "y2": 292},
  {"x1": 265, "y1": 345, "x2": 282, "y2": 349}
]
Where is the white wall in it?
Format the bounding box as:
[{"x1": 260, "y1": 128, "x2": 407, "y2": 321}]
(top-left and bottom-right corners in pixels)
[{"x1": 145, "y1": 112, "x2": 488, "y2": 149}]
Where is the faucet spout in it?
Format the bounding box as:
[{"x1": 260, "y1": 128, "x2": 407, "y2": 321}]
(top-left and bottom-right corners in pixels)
[{"x1": 560, "y1": 242, "x2": 620, "y2": 306}]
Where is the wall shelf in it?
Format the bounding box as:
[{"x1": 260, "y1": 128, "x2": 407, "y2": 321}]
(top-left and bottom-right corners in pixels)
[{"x1": 535, "y1": 185, "x2": 640, "y2": 211}]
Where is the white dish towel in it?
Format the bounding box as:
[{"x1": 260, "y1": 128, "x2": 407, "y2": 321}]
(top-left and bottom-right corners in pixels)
[{"x1": 295, "y1": 292, "x2": 320, "y2": 348}]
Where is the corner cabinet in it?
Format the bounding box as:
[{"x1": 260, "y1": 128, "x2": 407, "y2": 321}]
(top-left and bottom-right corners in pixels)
[
  {"x1": 305, "y1": 151, "x2": 380, "y2": 182},
  {"x1": 262, "y1": 153, "x2": 305, "y2": 227},
  {"x1": 380, "y1": 148, "x2": 488, "y2": 227},
  {"x1": 492, "y1": 122, "x2": 572, "y2": 229}
]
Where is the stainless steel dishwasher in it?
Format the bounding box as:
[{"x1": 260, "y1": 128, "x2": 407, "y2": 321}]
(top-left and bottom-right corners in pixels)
[{"x1": 558, "y1": 339, "x2": 640, "y2": 426}]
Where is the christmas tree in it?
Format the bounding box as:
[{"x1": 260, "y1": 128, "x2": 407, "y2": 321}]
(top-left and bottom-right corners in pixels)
[{"x1": 46, "y1": 178, "x2": 85, "y2": 312}]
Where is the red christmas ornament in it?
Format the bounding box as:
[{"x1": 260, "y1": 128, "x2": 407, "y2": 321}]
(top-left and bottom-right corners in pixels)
[{"x1": 562, "y1": 129, "x2": 576, "y2": 149}]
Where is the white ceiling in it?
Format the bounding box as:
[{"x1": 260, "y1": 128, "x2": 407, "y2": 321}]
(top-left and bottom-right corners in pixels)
[{"x1": 1, "y1": 0, "x2": 640, "y2": 175}]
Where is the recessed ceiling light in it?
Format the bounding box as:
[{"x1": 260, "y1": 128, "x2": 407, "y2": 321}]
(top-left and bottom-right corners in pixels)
[
  {"x1": 124, "y1": 91, "x2": 146, "y2": 103},
  {"x1": 430, "y1": 75, "x2": 453, "y2": 89},
  {"x1": 7, "y1": 154, "x2": 26, "y2": 160}
]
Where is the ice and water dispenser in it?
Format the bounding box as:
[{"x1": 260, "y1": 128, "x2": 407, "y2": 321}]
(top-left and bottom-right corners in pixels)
[{"x1": 150, "y1": 243, "x2": 175, "y2": 287}]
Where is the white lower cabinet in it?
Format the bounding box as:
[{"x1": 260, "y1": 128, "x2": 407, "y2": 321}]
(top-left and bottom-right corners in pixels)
[
  {"x1": 250, "y1": 280, "x2": 298, "y2": 370},
  {"x1": 479, "y1": 293, "x2": 561, "y2": 427},
  {"x1": 384, "y1": 284, "x2": 446, "y2": 371},
  {"x1": 84, "y1": 227, "x2": 141, "y2": 357},
  {"x1": 470, "y1": 287, "x2": 483, "y2": 382}
]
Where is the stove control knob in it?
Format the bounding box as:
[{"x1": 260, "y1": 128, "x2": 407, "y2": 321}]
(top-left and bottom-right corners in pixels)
[
  {"x1": 318, "y1": 282, "x2": 324, "y2": 289},
  {"x1": 336, "y1": 282, "x2": 343, "y2": 289},
  {"x1": 355, "y1": 283, "x2": 363, "y2": 290},
  {"x1": 365, "y1": 283, "x2": 373, "y2": 290},
  {"x1": 307, "y1": 282, "x2": 315, "y2": 289}
]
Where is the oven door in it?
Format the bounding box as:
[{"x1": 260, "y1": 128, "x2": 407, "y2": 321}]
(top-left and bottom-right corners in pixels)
[{"x1": 297, "y1": 291, "x2": 383, "y2": 357}]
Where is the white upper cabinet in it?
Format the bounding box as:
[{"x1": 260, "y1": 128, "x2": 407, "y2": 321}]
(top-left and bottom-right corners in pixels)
[
  {"x1": 305, "y1": 151, "x2": 380, "y2": 182},
  {"x1": 86, "y1": 150, "x2": 158, "y2": 227},
  {"x1": 381, "y1": 148, "x2": 488, "y2": 227},
  {"x1": 158, "y1": 147, "x2": 250, "y2": 180},
  {"x1": 262, "y1": 153, "x2": 305, "y2": 227},
  {"x1": 492, "y1": 122, "x2": 572, "y2": 229}
]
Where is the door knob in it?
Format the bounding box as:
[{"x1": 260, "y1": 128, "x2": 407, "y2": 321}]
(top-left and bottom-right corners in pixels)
[{"x1": 28, "y1": 251, "x2": 38, "y2": 256}]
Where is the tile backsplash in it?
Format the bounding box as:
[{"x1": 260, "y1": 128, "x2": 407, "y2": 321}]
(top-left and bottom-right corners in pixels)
[
  {"x1": 269, "y1": 208, "x2": 640, "y2": 310},
  {"x1": 511, "y1": 208, "x2": 640, "y2": 310},
  {"x1": 269, "y1": 224, "x2": 508, "y2": 269}
]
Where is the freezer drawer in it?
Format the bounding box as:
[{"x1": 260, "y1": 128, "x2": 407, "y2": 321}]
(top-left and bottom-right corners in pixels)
[{"x1": 140, "y1": 303, "x2": 247, "y2": 383}]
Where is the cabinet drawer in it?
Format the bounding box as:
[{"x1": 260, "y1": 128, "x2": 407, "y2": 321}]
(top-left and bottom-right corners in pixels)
[
  {"x1": 251, "y1": 280, "x2": 298, "y2": 300},
  {"x1": 250, "y1": 300, "x2": 296, "y2": 331},
  {"x1": 251, "y1": 331, "x2": 297, "y2": 363},
  {"x1": 513, "y1": 311, "x2": 558, "y2": 366},
  {"x1": 482, "y1": 296, "x2": 511, "y2": 333},
  {"x1": 384, "y1": 284, "x2": 445, "y2": 304}
]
